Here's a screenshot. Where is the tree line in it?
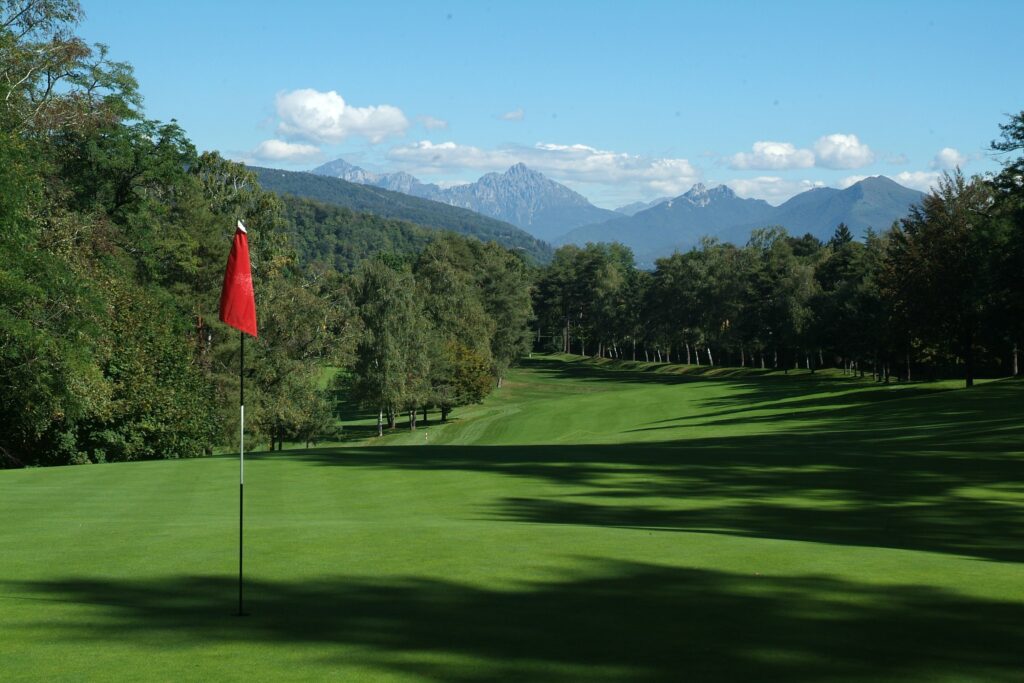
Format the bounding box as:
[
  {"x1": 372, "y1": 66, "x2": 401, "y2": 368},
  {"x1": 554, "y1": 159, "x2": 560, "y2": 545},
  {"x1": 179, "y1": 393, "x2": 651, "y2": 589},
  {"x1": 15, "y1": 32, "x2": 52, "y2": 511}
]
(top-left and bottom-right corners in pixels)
[
  {"x1": 0, "y1": 1, "x2": 533, "y2": 466},
  {"x1": 4, "y1": 1, "x2": 1023, "y2": 468},
  {"x1": 534, "y1": 159, "x2": 1024, "y2": 388}
]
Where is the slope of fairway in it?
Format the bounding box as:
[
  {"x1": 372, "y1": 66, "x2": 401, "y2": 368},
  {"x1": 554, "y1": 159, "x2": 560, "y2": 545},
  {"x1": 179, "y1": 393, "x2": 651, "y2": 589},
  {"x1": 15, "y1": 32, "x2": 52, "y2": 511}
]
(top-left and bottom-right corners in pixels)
[{"x1": 2, "y1": 355, "x2": 1023, "y2": 681}]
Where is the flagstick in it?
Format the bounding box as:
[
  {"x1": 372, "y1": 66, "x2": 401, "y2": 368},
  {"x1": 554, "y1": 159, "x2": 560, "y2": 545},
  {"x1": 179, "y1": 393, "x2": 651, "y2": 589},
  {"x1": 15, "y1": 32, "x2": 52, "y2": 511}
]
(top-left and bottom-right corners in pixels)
[{"x1": 238, "y1": 329, "x2": 246, "y2": 616}]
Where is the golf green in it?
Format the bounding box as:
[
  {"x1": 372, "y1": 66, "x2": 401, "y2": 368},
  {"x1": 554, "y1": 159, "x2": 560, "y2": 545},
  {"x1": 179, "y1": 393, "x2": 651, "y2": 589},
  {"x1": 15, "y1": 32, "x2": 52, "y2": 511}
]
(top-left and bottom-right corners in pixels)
[{"x1": 2, "y1": 355, "x2": 1023, "y2": 681}]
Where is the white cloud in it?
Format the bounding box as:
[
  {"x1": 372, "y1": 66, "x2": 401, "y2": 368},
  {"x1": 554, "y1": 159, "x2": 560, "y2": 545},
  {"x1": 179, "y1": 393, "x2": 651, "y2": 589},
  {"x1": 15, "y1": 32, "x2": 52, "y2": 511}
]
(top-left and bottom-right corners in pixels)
[
  {"x1": 728, "y1": 176, "x2": 826, "y2": 205},
  {"x1": 275, "y1": 88, "x2": 408, "y2": 144},
  {"x1": 931, "y1": 146, "x2": 967, "y2": 170},
  {"x1": 387, "y1": 140, "x2": 701, "y2": 196},
  {"x1": 500, "y1": 108, "x2": 524, "y2": 121},
  {"x1": 892, "y1": 170, "x2": 942, "y2": 192},
  {"x1": 814, "y1": 133, "x2": 875, "y2": 169},
  {"x1": 250, "y1": 139, "x2": 321, "y2": 163},
  {"x1": 729, "y1": 141, "x2": 815, "y2": 170},
  {"x1": 838, "y1": 175, "x2": 868, "y2": 189},
  {"x1": 418, "y1": 115, "x2": 448, "y2": 130}
]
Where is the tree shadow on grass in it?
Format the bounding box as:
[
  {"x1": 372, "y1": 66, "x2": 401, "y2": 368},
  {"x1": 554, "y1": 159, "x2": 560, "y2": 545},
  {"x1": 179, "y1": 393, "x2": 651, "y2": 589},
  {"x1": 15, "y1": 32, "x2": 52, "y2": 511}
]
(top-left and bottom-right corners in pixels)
[
  {"x1": 6, "y1": 561, "x2": 1024, "y2": 681},
  {"x1": 290, "y1": 381, "x2": 1024, "y2": 562}
]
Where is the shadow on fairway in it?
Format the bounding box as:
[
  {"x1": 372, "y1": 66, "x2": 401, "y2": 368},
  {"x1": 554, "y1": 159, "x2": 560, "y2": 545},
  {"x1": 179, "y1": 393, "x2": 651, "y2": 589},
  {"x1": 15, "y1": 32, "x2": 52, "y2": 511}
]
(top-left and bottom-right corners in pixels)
[
  {"x1": 6, "y1": 561, "x2": 1023, "y2": 681},
  {"x1": 289, "y1": 380, "x2": 1024, "y2": 563}
]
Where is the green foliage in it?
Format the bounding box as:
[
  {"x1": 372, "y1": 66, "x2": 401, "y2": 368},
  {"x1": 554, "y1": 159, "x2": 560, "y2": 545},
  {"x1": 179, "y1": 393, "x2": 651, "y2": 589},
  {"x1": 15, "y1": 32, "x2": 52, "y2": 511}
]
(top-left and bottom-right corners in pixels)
[
  {"x1": 887, "y1": 172, "x2": 1004, "y2": 386},
  {"x1": 251, "y1": 166, "x2": 553, "y2": 264},
  {"x1": 348, "y1": 258, "x2": 432, "y2": 429},
  {"x1": 0, "y1": 4, "x2": 353, "y2": 465},
  {"x1": 280, "y1": 195, "x2": 432, "y2": 272}
]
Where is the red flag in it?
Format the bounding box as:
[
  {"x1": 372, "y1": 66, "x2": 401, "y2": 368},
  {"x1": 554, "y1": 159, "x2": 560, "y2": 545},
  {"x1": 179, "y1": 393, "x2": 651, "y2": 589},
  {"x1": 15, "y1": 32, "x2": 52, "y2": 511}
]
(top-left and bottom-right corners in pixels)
[{"x1": 219, "y1": 220, "x2": 258, "y2": 337}]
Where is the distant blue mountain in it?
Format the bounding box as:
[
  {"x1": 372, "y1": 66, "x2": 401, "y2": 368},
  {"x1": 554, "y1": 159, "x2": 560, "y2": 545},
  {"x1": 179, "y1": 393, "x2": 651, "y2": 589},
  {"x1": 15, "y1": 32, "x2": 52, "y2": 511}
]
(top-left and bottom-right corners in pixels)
[
  {"x1": 558, "y1": 176, "x2": 924, "y2": 264},
  {"x1": 312, "y1": 159, "x2": 619, "y2": 242},
  {"x1": 614, "y1": 197, "x2": 671, "y2": 216}
]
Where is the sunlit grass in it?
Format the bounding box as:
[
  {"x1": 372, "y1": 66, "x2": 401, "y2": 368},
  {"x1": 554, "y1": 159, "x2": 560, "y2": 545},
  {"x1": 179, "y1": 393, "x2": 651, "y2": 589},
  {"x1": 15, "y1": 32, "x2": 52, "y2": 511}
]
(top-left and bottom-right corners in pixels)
[{"x1": 2, "y1": 355, "x2": 1022, "y2": 681}]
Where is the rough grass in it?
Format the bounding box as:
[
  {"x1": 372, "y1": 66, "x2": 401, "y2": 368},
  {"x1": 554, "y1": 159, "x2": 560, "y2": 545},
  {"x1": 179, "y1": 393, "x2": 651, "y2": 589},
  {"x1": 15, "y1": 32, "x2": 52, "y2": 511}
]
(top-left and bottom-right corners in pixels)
[{"x1": 2, "y1": 354, "x2": 1023, "y2": 681}]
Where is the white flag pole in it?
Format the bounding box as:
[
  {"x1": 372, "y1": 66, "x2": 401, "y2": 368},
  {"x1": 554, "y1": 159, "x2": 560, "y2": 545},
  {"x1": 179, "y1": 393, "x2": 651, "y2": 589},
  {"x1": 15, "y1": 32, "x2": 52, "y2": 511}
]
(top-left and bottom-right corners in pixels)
[{"x1": 238, "y1": 333, "x2": 247, "y2": 616}]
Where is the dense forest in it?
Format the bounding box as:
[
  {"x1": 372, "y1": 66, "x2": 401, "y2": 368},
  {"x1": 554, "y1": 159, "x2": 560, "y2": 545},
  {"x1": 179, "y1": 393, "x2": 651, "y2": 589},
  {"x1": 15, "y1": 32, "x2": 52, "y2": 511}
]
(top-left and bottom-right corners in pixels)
[
  {"x1": 3, "y1": 1, "x2": 1023, "y2": 470},
  {"x1": 533, "y1": 164, "x2": 1024, "y2": 386},
  {"x1": 251, "y1": 166, "x2": 553, "y2": 264},
  {"x1": 0, "y1": 1, "x2": 533, "y2": 467}
]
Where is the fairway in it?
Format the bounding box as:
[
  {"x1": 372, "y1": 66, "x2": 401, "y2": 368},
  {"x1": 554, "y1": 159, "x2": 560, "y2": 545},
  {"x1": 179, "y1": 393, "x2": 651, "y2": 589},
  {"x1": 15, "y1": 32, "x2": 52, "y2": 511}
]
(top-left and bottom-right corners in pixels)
[{"x1": 2, "y1": 355, "x2": 1024, "y2": 681}]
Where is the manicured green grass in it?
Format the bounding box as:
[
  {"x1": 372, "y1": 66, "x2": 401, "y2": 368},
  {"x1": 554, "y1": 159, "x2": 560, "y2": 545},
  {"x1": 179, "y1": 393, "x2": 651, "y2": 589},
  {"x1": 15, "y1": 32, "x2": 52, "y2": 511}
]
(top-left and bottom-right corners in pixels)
[{"x1": 2, "y1": 355, "x2": 1023, "y2": 681}]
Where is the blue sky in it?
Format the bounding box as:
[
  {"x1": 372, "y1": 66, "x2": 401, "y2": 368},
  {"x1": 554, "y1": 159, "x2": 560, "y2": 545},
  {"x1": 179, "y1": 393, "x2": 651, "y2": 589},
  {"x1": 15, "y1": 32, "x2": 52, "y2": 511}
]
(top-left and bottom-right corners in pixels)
[{"x1": 81, "y1": 0, "x2": 1023, "y2": 208}]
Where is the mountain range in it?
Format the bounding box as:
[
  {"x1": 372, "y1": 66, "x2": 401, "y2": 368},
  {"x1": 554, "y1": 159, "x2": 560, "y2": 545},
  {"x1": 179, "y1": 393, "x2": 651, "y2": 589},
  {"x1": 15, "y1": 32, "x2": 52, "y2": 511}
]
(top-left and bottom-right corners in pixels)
[
  {"x1": 311, "y1": 159, "x2": 618, "y2": 241},
  {"x1": 558, "y1": 176, "x2": 925, "y2": 264},
  {"x1": 614, "y1": 197, "x2": 672, "y2": 216},
  {"x1": 249, "y1": 166, "x2": 552, "y2": 263},
  {"x1": 310, "y1": 158, "x2": 923, "y2": 259},
  {"x1": 268, "y1": 157, "x2": 925, "y2": 267}
]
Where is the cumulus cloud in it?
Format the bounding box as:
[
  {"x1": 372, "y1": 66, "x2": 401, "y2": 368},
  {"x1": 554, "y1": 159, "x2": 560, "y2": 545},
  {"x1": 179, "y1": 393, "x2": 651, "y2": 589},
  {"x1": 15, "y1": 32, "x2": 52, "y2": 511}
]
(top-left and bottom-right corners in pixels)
[
  {"x1": 500, "y1": 108, "x2": 525, "y2": 121},
  {"x1": 418, "y1": 115, "x2": 448, "y2": 130},
  {"x1": 388, "y1": 140, "x2": 701, "y2": 196},
  {"x1": 931, "y1": 147, "x2": 967, "y2": 170},
  {"x1": 275, "y1": 88, "x2": 408, "y2": 144},
  {"x1": 729, "y1": 141, "x2": 815, "y2": 170},
  {"x1": 250, "y1": 139, "x2": 321, "y2": 163},
  {"x1": 728, "y1": 176, "x2": 825, "y2": 205},
  {"x1": 813, "y1": 133, "x2": 875, "y2": 169},
  {"x1": 892, "y1": 170, "x2": 942, "y2": 192}
]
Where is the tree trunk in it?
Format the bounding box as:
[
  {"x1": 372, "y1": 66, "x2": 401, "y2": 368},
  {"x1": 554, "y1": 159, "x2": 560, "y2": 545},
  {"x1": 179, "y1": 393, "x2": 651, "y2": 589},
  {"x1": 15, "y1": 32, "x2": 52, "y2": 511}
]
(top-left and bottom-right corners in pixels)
[
  {"x1": 422, "y1": 406, "x2": 428, "y2": 425},
  {"x1": 694, "y1": 344, "x2": 700, "y2": 365},
  {"x1": 685, "y1": 342, "x2": 691, "y2": 365},
  {"x1": 378, "y1": 408, "x2": 383, "y2": 437},
  {"x1": 644, "y1": 348, "x2": 649, "y2": 362},
  {"x1": 740, "y1": 345, "x2": 745, "y2": 367},
  {"x1": 409, "y1": 409, "x2": 416, "y2": 431},
  {"x1": 387, "y1": 408, "x2": 396, "y2": 430},
  {"x1": 964, "y1": 333, "x2": 975, "y2": 388},
  {"x1": 441, "y1": 405, "x2": 450, "y2": 422},
  {"x1": 497, "y1": 375, "x2": 503, "y2": 388},
  {"x1": 906, "y1": 352, "x2": 912, "y2": 382},
  {"x1": 633, "y1": 338, "x2": 637, "y2": 361},
  {"x1": 1013, "y1": 342, "x2": 1019, "y2": 377}
]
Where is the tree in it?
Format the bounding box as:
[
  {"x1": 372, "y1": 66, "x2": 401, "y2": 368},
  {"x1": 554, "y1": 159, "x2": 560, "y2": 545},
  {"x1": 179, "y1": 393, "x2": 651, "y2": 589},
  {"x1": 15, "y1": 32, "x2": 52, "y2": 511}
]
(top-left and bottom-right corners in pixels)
[
  {"x1": 415, "y1": 236, "x2": 495, "y2": 420},
  {"x1": 477, "y1": 243, "x2": 533, "y2": 386},
  {"x1": 888, "y1": 171, "x2": 999, "y2": 387},
  {"x1": 349, "y1": 258, "x2": 430, "y2": 434},
  {"x1": 990, "y1": 111, "x2": 1024, "y2": 375}
]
